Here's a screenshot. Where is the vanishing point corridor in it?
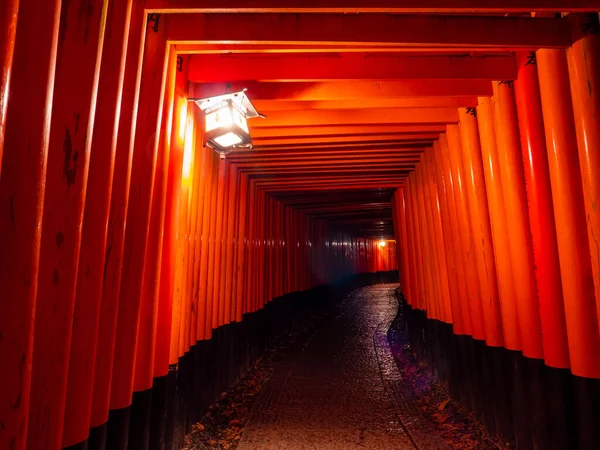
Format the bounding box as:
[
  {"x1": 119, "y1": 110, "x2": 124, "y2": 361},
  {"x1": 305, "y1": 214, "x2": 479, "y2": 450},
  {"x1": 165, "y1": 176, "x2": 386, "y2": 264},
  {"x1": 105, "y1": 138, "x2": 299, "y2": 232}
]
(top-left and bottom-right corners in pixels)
[
  {"x1": 2, "y1": 2, "x2": 600, "y2": 450},
  {"x1": 238, "y1": 285, "x2": 419, "y2": 450}
]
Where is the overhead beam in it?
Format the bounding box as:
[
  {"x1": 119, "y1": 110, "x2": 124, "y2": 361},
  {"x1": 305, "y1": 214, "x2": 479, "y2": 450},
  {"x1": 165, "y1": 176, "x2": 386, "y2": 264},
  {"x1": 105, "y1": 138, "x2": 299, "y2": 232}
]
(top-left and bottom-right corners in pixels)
[
  {"x1": 251, "y1": 108, "x2": 459, "y2": 127},
  {"x1": 161, "y1": 12, "x2": 578, "y2": 47},
  {"x1": 251, "y1": 124, "x2": 444, "y2": 138},
  {"x1": 175, "y1": 43, "x2": 520, "y2": 54},
  {"x1": 234, "y1": 158, "x2": 419, "y2": 167},
  {"x1": 149, "y1": 0, "x2": 599, "y2": 12},
  {"x1": 228, "y1": 149, "x2": 425, "y2": 160},
  {"x1": 252, "y1": 97, "x2": 478, "y2": 111},
  {"x1": 190, "y1": 80, "x2": 493, "y2": 100},
  {"x1": 188, "y1": 53, "x2": 516, "y2": 81},
  {"x1": 252, "y1": 135, "x2": 437, "y2": 147}
]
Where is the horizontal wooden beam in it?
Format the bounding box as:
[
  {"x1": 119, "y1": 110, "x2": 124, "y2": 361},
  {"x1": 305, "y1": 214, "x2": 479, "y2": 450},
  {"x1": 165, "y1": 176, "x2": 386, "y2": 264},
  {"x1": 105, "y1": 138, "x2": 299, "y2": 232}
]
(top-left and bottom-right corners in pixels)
[
  {"x1": 228, "y1": 149, "x2": 425, "y2": 161},
  {"x1": 240, "y1": 164, "x2": 419, "y2": 173},
  {"x1": 175, "y1": 43, "x2": 519, "y2": 54},
  {"x1": 251, "y1": 108, "x2": 458, "y2": 127},
  {"x1": 149, "y1": 1, "x2": 600, "y2": 14},
  {"x1": 251, "y1": 124, "x2": 444, "y2": 138},
  {"x1": 190, "y1": 80, "x2": 493, "y2": 100},
  {"x1": 251, "y1": 135, "x2": 437, "y2": 147},
  {"x1": 188, "y1": 53, "x2": 516, "y2": 82},
  {"x1": 168, "y1": 14, "x2": 569, "y2": 48},
  {"x1": 235, "y1": 158, "x2": 419, "y2": 168},
  {"x1": 252, "y1": 97, "x2": 478, "y2": 111}
]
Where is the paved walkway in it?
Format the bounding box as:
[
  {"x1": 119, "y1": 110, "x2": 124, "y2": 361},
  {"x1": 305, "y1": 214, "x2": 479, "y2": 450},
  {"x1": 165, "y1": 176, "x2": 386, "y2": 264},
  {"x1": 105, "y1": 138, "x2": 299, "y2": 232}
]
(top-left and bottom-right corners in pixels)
[{"x1": 238, "y1": 285, "x2": 449, "y2": 450}]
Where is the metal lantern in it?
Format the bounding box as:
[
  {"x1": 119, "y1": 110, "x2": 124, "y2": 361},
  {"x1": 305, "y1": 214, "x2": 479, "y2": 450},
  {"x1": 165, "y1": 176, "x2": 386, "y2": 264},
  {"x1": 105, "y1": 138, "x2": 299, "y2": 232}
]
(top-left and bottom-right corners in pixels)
[{"x1": 192, "y1": 89, "x2": 263, "y2": 158}]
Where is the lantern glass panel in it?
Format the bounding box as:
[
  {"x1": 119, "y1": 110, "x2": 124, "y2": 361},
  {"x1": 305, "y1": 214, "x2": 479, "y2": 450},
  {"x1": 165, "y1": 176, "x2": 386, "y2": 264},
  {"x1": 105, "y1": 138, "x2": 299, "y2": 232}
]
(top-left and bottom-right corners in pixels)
[
  {"x1": 205, "y1": 104, "x2": 233, "y2": 132},
  {"x1": 233, "y1": 107, "x2": 248, "y2": 133},
  {"x1": 214, "y1": 132, "x2": 243, "y2": 147}
]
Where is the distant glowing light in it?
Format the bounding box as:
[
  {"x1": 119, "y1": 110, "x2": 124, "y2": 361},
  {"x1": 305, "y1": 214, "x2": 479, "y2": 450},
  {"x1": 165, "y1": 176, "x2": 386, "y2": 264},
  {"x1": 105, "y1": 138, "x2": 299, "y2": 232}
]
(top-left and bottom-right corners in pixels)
[{"x1": 379, "y1": 240, "x2": 386, "y2": 248}]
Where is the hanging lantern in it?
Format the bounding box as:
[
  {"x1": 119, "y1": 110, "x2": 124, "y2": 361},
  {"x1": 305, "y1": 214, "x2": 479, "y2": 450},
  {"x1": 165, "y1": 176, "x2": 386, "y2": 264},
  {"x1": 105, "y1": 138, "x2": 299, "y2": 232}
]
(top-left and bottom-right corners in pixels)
[{"x1": 191, "y1": 89, "x2": 263, "y2": 158}]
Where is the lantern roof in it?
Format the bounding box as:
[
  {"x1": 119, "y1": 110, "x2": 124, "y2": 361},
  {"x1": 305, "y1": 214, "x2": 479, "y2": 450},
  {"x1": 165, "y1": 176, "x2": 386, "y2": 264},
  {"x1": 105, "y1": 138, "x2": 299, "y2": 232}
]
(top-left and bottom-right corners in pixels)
[{"x1": 192, "y1": 89, "x2": 264, "y2": 120}]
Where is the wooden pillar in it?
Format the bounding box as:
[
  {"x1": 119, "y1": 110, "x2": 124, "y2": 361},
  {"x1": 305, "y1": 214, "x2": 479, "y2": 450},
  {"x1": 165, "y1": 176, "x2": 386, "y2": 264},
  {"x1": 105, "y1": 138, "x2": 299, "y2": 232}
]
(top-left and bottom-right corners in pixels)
[
  {"x1": 415, "y1": 163, "x2": 441, "y2": 320},
  {"x1": 477, "y1": 97, "x2": 520, "y2": 352},
  {"x1": 196, "y1": 149, "x2": 217, "y2": 342},
  {"x1": 447, "y1": 124, "x2": 485, "y2": 340},
  {"x1": 235, "y1": 174, "x2": 249, "y2": 323},
  {"x1": 431, "y1": 141, "x2": 463, "y2": 333},
  {"x1": 568, "y1": 14, "x2": 600, "y2": 331},
  {"x1": 439, "y1": 134, "x2": 472, "y2": 335},
  {"x1": 132, "y1": 46, "x2": 177, "y2": 403},
  {"x1": 223, "y1": 166, "x2": 239, "y2": 324},
  {"x1": 162, "y1": 95, "x2": 187, "y2": 367},
  {"x1": 0, "y1": 0, "x2": 19, "y2": 175},
  {"x1": 0, "y1": 1, "x2": 61, "y2": 448},
  {"x1": 491, "y1": 80, "x2": 543, "y2": 360},
  {"x1": 423, "y1": 150, "x2": 453, "y2": 324},
  {"x1": 90, "y1": 0, "x2": 146, "y2": 430},
  {"x1": 458, "y1": 109, "x2": 503, "y2": 348},
  {"x1": 513, "y1": 52, "x2": 570, "y2": 369},
  {"x1": 62, "y1": 1, "x2": 134, "y2": 446},
  {"x1": 537, "y1": 49, "x2": 600, "y2": 379},
  {"x1": 27, "y1": 2, "x2": 108, "y2": 448},
  {"x1": 109, "y1": 11, "x2": 169, "y2": 424}
]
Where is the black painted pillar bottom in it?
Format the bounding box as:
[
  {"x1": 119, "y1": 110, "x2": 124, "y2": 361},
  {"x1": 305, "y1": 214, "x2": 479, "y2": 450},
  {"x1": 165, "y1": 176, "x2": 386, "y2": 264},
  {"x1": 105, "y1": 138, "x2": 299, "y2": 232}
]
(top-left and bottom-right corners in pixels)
[
  {"x1": 62, "y1": 271, "x2": 399, "y2": 450},
  {"x1": 400, "y1": 296, "x2": 600, "y2": 450}
]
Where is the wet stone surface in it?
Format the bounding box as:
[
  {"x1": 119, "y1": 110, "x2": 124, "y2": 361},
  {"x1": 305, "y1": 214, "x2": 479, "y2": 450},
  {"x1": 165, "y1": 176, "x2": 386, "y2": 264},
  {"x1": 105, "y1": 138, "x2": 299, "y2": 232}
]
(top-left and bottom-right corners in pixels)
[{"x1": 238, "y1": 284, "x2": 446, "y2": 450}]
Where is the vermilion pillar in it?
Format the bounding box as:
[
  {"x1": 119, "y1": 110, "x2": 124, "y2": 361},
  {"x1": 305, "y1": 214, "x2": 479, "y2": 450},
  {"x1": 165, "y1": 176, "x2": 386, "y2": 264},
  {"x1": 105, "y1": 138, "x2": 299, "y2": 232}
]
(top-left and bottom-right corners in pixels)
[
  {"x1": 110, "y1": 14, "x2": 169, "y2": 417},
  {"x1": 196, "y1": 149, "x2": 217, "y2": 342},
  {"x1": 431, "y1": 141, "x2": 462, "y2": 332},
  {"x1": 62, "y1": 1, "x2": 134, "y2": 446},
  {"x1": 477, "y1": 97, "x2": 520, "y2": 352},
  {"x1": 0, "y1": 1, "x2": 61, "y2": 449},
  {"x1": 203, "y1": 153, "x2": 220, "y2": 338},
  {"x1": 27, "y1": 2, "x2": 108, "y2": 448},
  {"x1": 396, "y1": 189, "x2": 412, "y2": 303},
  {"x1": 235, "y1": 174, "x2": 249, "y2": 322},
  {"x1": 458, "y1": 109, "x2": 503, "y2": 348},
  {"x1": 513, "y1": 52, "x2": 570, "y2": 369},
  {"x1": 0, "y1": 0, "x2": 19, "y2": 174},
  {"x1": 223, "y1": 166, "x2": 239, "y2": 324},
  {"x1": 415, "y1": 165, "x2": 440, "y2": 319},
  {"x1": 407, "y1": 176, "x2": 427, "y2": 313},
  {"x1": 439, "y1": 134, "x2": 472, "y2": 335},
  {"x1": 567, "y1": 14, "x2": 600, "y2": 330},
  {"x1": 492, "y1": 80, "x2": 543, "y2": 360},
  {"x1": 423, "y1": 150, "x2": 452, "y2": 323},
  {"x1": 162, "y1": 95, "x2": 186, "y2": 367},
  {"x1": 91, "y1": 0, "x2": 146, "y2": 429},
  {"x1": 185, "y1": 117, "x2": 203, "y2": 347},
  {"x1": 212, "y1": 160, "x2": 229, "y2": 327},
  {"x1": 404, "y1": 182, "x2": 420, "y2": 308},
  {"x1": 447, "y1": 125, "x2": 485, "y2": 341},
  {"x1": 537, "y1": 48, "x2": 600, "y2": 379},
  {"x1": 133, "y1": 47, "x2": 177, "y2": 395},
  {"x1": 157, "y1": 78, "x2": 189, "y2": 372}
]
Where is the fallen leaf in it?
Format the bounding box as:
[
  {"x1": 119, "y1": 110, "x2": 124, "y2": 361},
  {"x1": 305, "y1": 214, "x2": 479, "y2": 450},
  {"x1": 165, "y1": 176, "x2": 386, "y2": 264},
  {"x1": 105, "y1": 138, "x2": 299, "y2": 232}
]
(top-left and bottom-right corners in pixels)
[{"x1": 438, "y1": 399, "x2": 450, "y2": 411}]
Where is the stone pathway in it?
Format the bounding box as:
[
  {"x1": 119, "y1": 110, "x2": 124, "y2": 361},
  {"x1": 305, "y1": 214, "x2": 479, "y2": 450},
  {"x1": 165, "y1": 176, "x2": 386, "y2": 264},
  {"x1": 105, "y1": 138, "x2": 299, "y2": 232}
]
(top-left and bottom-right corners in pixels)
[{"x1": 238, "y1": 285, "x2": 449, "y2": 450}]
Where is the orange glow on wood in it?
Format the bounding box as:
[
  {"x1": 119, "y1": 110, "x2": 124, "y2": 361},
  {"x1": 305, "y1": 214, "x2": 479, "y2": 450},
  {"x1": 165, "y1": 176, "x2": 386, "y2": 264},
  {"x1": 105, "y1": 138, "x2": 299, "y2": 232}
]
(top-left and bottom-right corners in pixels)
[
  {"x1": 190, "y1": 80, "x2": 494, "y2": 101},
  {"x1": 477, "y1": 96, "x2": 519, "y2": 351},
  {"x1": 491, "y1": 80, "x2": 543, "y2": 360},
  {"x1": 537, "y1": 48, "x2": 600, "y2": 378},
  {"x1": 188, "y1": 53, "x2": 517, "y2": 82}
]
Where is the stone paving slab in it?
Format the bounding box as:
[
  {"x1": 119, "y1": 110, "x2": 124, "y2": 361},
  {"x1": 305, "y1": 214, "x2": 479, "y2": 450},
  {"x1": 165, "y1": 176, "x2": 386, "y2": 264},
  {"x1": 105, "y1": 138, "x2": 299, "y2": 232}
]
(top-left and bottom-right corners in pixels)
[{"x1": 238, "y1": 285, "x2": 449, "y2": 450}]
